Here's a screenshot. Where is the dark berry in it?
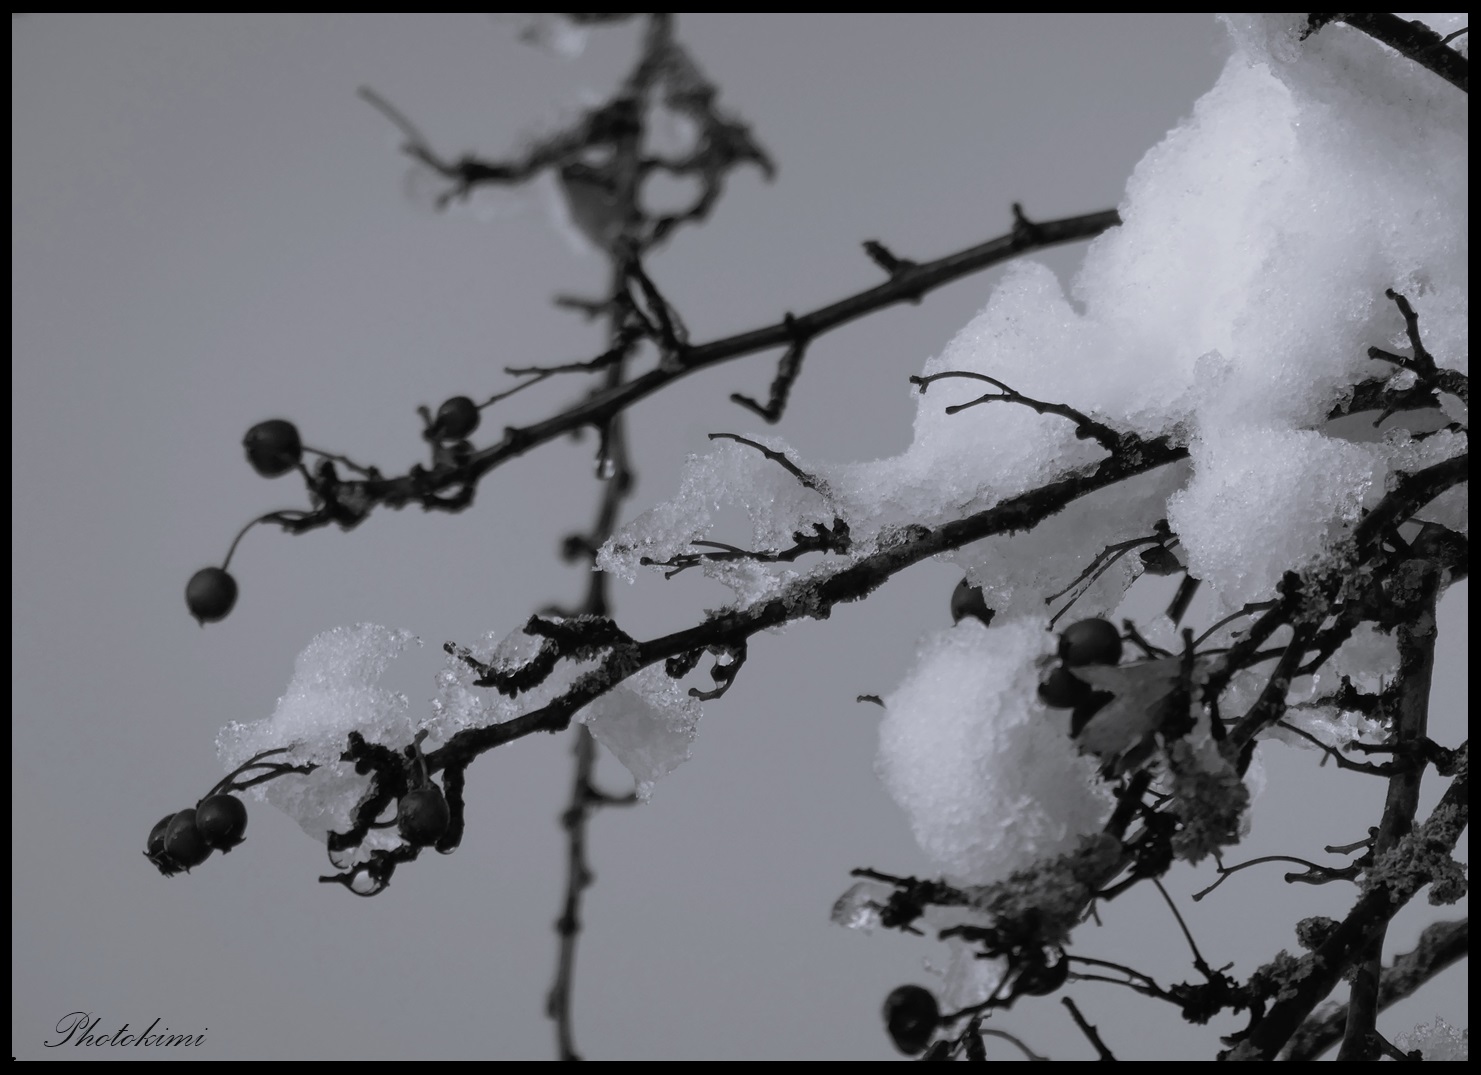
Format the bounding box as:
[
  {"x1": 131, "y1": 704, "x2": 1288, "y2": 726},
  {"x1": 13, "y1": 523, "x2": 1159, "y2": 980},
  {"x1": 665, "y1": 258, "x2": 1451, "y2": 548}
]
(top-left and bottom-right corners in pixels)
[
  {"x1": 1013, "y1": 951, "x2": 1070, "y2": 996},
  {"x1": 1059, "y1": 618, "x2": 1123, "y2": 667},
  {"x1": 242, "y1": 419, "x2": 303, "y2": 478},
  {"x1": 163, "y1": 809, "x2": 212, "y2": 870},
  {"x1": 145, "y1": 813, "x2": 181, "y2": 876},
  {"x1": 883, "y1": 984, "x2": 939, "y2": 1056},
  {"x1": 195, "y1": 794, "x2": 249, "y2": 851},
  {"x1": 147, "y1": 814, "x2": 174, "y2": 859},
  {"x1": 185, "y1": 567, "x2": 237, "y2": 625},
  {"x1": 1038, "y1": 666, "x2": 1091, "y2": 709},
  {"x1": 432, "y1": 396, "x2": 480, "y2": 442},
  {"x1": 950, "y1": 578, "x2": 995, "y2": 627},
  {"x1": 398, "y1": 786, "x2": 451, "y2": 847}
]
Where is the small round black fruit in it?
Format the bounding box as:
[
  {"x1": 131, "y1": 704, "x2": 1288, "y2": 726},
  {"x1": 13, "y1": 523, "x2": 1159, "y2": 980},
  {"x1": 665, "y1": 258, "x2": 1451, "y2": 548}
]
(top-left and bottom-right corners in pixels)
[
  {"x1": 1059, "y1": 618, "x2": 1123, "y2": 667},
  {"x1": 145, "y1": 813, "x2": 181, "y2": 875},
  {"x1": 398, "y1": 786, "x2": 451, "y2": 847},
  {"x1": 195, "y1": 794, "x2": 249, "y2": 851},
  {"x1": 950, "y1": 578, "x2": 995, "y2": 627},
  {"x1": 432, "y1": 396, "x2": 480, "y2": 442},
  {"x1": 1038, "y1": 666, "x2": 1091, "y2": 709},
  {"x1": 1014, "y1": 951, "x2": 1070, "y2": 996},
  {"x1": 242, "y1": 419, "x2": 303, "y2": 477},
  {"x1": 883, "y1": 984, "x2": 939, "y2": 1056},
  {"x1": 147, "y1": 814, "x2": 175, "y2": 859},
  {"x1": 185, "y1": 567, "x2": 238, "y2": 625},
  {"x1": 163, "y1": 809, "x2": 212, "y2": 870}
]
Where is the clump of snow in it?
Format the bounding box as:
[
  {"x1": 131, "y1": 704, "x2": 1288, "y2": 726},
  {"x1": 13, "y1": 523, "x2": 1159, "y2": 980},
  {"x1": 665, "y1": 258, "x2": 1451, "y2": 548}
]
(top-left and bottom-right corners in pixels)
[
  {"x1": 875, "y1": 619, "x2": 1114, "y2": 886},
  {"x1": 922, "y1": 904, "x2": 1008, "y2": 1011},
  {"x1": 1264, "y1": 621, "x2": 1399, "y2": 754},
  {"x1": 1394, "y1": 1017, "x2": 1468, "y2": 1061},
  {"x1": 217, "y1": 624, "x2": 422, "y2": 852},
  {"x1": 1168, "y1": 428, "x2": 1378, "y2": 606},
  {"x1": 219, "y1": 624, "x2": 422, "y2": 768},
  {"x1": 830, "y1": 879, "x2": 892, "y2": 934},
  {"x1": 578, "y1": 664, "x2": 700, "y2": 800}
]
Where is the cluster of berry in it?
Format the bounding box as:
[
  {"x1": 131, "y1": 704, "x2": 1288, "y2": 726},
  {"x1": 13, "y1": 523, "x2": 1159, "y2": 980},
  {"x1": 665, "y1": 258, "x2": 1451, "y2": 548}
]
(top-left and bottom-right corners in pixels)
[
  {"x1": 1037, "y1": 618, "x2": 1123, "y2": 736},
  {"x1": 144, "y1": 795, "x2": 248, "y2": 875},
  {"x1": 185, "y1": 398, "x2": 484, "y2": 626}
]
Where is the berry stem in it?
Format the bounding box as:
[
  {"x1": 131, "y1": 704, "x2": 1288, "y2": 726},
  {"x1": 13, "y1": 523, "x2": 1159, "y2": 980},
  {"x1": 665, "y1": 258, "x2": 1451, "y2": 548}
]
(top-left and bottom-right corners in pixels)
[
  {"x1": 221, "y1": 511, "x2": 311, "y2": 572},
  {"x1": 204, "y1": 746, "x2": 314, "y2": 799},
  {"x1": 301, "y1": 446, "x2": 376, "y2": 476}
]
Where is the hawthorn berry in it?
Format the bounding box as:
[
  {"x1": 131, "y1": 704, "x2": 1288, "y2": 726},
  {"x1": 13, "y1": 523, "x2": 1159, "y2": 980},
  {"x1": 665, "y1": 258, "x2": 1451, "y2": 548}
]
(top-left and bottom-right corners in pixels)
[
  {"x1": 1013, "y1": 950, "x2": 1070, "y2": 996},
  {"x1": 195, "y1": 794, "x2": 249, "y2": 851},
  {"x1": 883, "y1": 984, "x2": 939, "y2": 1056},
  {"x1": 432, "y1": 396, "x2": 480, "y2": 442},
  {"x1": 144, "y1": 813, "x2": 181, "y2": 875},
  {"x1": 949, "y1": 578, "x2": 995, "y2": 627},
  {"x1": 242, "y1": 419, "x2": 303, "y2": 478},
  {"x1": 397, "y1": 786, "x2": 451, "y2": 847},
  {"x1": 185, "y1": 567, "x2": 237, "y2": 625},
  {"x1": 147, "y1": 814, "x2": 174, "y2": 858},
  {"x1": 1059, "y1": 618, "x2": 1123, "y2": 667},
  {"x1": 1038, "y1": 666, "x2": 1091, "y2": 709},
  {"x1": 163, "y1": 809, "x2": 212, "y2": 870}
]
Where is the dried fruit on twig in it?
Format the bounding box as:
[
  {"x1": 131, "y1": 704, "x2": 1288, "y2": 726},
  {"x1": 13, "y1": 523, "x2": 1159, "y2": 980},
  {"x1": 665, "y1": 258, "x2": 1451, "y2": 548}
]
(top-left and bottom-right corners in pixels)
[
  {"x1": 242, "y1": 419, "x2": 303, "y2": 477},
  {"x1": 185, "y1": 567, "x2": 238, "y2": 625},
  {"x1": 883, "y1": 984, "x2": 939, "y2": 1055}
]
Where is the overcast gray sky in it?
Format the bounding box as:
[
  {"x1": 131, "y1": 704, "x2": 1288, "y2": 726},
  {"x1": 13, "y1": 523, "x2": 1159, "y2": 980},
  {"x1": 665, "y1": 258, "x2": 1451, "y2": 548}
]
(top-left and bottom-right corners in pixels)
[{"x1": 12, "y1": 13, "x2": 1465, "y2": 1060}]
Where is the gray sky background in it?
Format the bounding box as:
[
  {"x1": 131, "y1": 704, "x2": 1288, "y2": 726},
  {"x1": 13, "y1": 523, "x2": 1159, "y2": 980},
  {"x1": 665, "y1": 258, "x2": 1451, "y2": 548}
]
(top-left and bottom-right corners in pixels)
[{"x1": 12, "y1": 13, "x2": 1466, "y2": 1060}]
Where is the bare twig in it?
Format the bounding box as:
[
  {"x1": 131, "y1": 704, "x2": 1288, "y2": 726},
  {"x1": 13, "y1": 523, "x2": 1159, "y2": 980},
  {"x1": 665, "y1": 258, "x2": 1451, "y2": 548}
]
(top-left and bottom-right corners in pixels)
[
  {"x1": 1365, "y1": 290, "x2": 1469, "y2": 406},
  {"x1": 1062, "y1": 997, "x2": 1117, "y2": 1060},
  {"x1": 1327, "y1": 374, "x2": 1443, "y2": 424},
  {"x1": 729, "y1": 313, "x2": 811, "y2": 423},
  {"x1": 1069, "y1": 955, "x2": 1169, "y2": 997},
  {"x1": 1271, "y1": 720, "x2": 1401, "y2": 776},
  {"x1": 1151, "y1": 878, "x2": 1211, "y2": 975},
  {"x1": 640, "y1": 518, "x2": 850, "y2": 577},
  {"x1": 1191, "y1": 854, "x2": 1359, "y2": 902},
  {"x1": 980, "y1": 1026, "x2": 1050, "y2": 1062},
  {"x1": 1045, "y1": 532, "x2": 1164, "y2": 628},
  {"x1": 707, "y1": 432, "x2": 825, "y2": 490},
  {"x1": 910, "y1": 370, "x2": 1124, "y2": 453},
  {"x1": 1192, "y1": 601, "x2": 1278, "y2": 648}
]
